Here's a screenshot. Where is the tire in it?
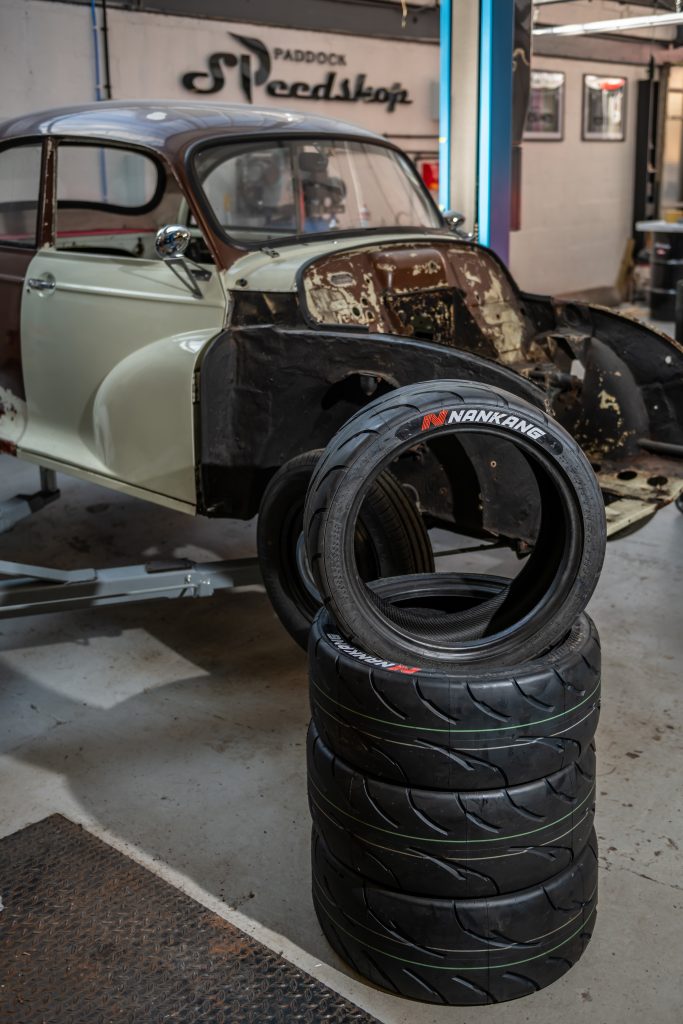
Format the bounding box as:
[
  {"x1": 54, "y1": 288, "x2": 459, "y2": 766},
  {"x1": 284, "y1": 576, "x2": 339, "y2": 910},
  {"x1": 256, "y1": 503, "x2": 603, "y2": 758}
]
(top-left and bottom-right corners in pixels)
[
  {"x1": 676, "y1": 493, "x2": 683, "y2": 514},
  {"x1": 312, "y1": 826, "x2": 598, "y2": 1006},
  {"x1": 307, "y1": 720, "x2": 596, "y2": 898},
  {"x1": 309, "y1": 580, "x2": 601, "y2": 789},
  {"x1": 305, "y1": 380, "x2": 606, "y2": 668},
  {"x1": 257, "y1": 450, "x2": 433, "y2": 649}
]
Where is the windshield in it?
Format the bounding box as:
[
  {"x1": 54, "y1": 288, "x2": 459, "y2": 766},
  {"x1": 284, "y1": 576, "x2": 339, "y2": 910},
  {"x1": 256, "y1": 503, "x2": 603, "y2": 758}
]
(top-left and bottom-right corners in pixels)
[{"x1": 193, "y1": 138, "x2": 442, "y2": 245}]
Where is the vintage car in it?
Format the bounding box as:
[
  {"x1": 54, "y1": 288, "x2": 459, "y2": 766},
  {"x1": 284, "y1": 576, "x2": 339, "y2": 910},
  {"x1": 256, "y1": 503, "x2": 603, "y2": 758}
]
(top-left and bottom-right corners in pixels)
[{"x1": 0, "y1": 101, "x2": 681, "y2": 642}]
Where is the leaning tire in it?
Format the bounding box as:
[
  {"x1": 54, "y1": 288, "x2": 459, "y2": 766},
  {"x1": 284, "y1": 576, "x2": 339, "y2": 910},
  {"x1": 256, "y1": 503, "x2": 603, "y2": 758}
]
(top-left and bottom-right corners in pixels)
[
  {"x1": 305, "y1": 380, "x2": 606, "y2": 668},
  {"x1": 309, "y1": 578, "x2": 601, "y2": 790},
  {"x1": 312, "y1": 826, "x2": 598, "y2": 1006},
  {"x1": 308, "y1": 720, "x2": 595, "y2": 898},
  {"x1": 257, "y1": 450, "x2": 433, "y2": 649}
]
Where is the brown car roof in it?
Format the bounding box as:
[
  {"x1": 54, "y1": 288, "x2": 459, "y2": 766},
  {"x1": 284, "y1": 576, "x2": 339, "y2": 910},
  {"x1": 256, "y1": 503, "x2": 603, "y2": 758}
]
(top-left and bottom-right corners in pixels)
[{"x1": 0, "y1": 100, "x2": 387, "y2": 156}]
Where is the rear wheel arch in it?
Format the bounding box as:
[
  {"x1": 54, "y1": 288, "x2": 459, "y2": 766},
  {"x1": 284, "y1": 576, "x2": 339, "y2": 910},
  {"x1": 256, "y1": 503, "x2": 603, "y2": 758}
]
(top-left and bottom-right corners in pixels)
[{"x1": 195, "y1": 324, "x2": 548, "y2": 518}]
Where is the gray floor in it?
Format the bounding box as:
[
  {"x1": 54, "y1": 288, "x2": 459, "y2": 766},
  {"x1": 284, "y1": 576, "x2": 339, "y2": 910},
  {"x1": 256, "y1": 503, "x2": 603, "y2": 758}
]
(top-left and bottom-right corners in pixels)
[{"x1": 0, "y1": 453, "x2": 681, "y2": 1023}]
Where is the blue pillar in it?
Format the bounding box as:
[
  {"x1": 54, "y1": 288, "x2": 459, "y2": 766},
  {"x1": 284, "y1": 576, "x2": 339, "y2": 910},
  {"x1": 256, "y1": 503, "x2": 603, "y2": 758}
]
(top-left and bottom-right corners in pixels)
[
  {"x1": 438, "y1": 0, "x2": 452, "y2": 212},
  {"x1": 477, "y1": 0, "x2": 514, "y2": 263}
]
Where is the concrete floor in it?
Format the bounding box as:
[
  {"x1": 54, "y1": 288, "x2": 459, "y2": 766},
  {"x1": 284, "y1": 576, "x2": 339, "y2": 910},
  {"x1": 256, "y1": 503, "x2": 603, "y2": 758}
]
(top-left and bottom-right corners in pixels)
[{"x1": 0, "y1": 452, "x2": 681, "y2": 1023}]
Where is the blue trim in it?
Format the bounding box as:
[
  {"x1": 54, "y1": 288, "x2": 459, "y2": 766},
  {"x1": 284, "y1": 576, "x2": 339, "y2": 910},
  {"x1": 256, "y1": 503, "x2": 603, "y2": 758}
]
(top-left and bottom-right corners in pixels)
[
  {"x1": 90, "y1": 0, "x2": 103, "y2": 102},
  {"x1": 477, "y1": 0, "x2": 514, "y2": 262},
  {"x1": 438, "y1": 0, "x2": 452, "y2": 211},
  {"x1": 477, "y1": 0, "x2": 493, "y2": 246},
  {"x1": 90, "y1": 0, "x2": 109, "y2": 201}
]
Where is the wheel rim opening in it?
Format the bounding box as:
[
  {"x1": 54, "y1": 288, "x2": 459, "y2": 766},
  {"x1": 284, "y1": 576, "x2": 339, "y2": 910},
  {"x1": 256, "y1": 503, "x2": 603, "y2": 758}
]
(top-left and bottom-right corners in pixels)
[{"x1": 342, "y1": 427, "x2": 582, "y2": 655}]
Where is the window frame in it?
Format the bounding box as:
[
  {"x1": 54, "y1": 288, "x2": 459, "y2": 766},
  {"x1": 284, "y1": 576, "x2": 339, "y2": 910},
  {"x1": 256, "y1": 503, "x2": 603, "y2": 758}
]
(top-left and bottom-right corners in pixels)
[
  {"x1": 54, "y1": 139, "x2": 167, "y2": 217},
  {"x1": 0, "y1": 138, "x2": 48, "y2": 251},
  {"x1": 186, "y1": 133, "x2": 446, "y2": 252}
]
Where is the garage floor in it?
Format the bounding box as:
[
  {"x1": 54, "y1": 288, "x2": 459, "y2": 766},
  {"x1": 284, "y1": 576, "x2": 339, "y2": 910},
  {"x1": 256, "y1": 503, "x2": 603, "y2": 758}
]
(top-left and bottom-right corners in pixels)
[{"x1": 1, "y1": 452, "x2": 681, "y2": 1023}]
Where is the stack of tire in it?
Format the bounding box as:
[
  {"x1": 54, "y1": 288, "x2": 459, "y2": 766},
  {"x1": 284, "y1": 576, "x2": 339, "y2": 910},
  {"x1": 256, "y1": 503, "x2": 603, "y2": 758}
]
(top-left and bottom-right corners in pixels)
[{"x1": 303, "y1": 382, "x2": 606, "y2": 1006}]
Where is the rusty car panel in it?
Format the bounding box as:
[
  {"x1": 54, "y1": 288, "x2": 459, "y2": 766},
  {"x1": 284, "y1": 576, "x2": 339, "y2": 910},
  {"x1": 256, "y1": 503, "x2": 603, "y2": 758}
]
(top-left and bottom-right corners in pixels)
[
  {"x1": 298, "y1": 239, "x2": 683, "y2": 528},
  {"x1": 301, "y1": 241, "x2": 533, "y2": 366}
]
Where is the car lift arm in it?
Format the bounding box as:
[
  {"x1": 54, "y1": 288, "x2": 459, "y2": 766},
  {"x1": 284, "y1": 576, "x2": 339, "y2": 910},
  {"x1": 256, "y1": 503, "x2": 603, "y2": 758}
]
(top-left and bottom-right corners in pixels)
[
  {"x1": 0, "y1": 470, "x2": 262, "y2": 619},
  {"x1": 0, "y1": 558, "x2": 262, "y2": 619}
]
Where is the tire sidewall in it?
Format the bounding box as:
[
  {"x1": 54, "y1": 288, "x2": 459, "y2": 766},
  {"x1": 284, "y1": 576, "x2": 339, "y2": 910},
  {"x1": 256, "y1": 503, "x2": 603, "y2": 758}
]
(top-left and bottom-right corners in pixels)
[{"x1": 307, "y1": 385, "x2": 605, "y2": 668}]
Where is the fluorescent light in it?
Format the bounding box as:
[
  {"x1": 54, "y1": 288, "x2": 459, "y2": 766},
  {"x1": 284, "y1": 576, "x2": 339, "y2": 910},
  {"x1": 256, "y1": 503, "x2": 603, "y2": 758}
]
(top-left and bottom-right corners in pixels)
[{"x1": 533, "y1": 12, "x2": 683, "y2": 36}]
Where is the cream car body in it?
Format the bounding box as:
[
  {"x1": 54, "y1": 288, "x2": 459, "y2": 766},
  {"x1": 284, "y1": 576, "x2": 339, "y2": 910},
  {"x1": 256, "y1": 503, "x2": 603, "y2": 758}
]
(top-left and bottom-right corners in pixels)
[{"x1": 18, "y1": 248, "x2": 226, "y2": 510}]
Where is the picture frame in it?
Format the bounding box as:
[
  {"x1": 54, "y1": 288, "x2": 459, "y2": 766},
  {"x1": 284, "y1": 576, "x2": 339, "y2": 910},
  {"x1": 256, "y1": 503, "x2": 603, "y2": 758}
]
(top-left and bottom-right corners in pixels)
[
  {"x1": 524, "y1": 70, "x2": 565, "y2": 141},
  {"x1": 582, "y1": 74, "x2": 627, "y2": 141}
]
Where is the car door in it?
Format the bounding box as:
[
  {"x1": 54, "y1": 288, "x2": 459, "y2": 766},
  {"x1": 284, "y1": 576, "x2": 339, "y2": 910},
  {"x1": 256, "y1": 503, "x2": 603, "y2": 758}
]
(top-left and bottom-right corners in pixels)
[
  {"x1": 0, "y1": 140, "x2": 45, "y2": 453},
  {"x1": 19, "y1": 141, "x2": 226, "y2": 509}
]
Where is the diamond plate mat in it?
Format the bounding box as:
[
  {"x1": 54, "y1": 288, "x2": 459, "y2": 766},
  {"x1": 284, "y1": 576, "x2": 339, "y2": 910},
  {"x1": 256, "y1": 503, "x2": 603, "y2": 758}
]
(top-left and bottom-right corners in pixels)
[{"x1": 0, "y1": 815, "x2": 378, "y2": 1024}]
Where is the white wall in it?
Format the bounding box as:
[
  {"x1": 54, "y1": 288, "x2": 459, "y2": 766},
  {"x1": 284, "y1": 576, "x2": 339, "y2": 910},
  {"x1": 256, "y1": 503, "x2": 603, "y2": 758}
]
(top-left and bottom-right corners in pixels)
[
  {"x1": 0, "y1": 0, "x2": 439, "y2": 138},
  {"x1": 0, "y1": 0, "x2": 96, "y2": 117},
  {"x1": 510, "y1": 55, "x2": 644, "y2": 296}
]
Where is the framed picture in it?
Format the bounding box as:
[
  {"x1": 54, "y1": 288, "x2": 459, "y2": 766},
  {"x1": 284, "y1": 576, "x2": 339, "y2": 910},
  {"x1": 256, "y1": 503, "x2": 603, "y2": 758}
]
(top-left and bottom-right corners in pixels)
[
  {"x1": 582, "y1": 74, "x2": 627, "y2": 141},
  {"x1": 524, "y1": 70, "x2": 565, "y2": 141}
]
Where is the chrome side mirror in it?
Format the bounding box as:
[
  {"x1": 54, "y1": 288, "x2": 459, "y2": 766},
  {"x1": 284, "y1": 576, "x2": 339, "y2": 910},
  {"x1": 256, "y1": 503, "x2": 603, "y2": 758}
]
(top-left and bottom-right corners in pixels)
[
  {"x1": 443, "y1": 210, "x2": 475, "y2": 242},
  {"x1": 443, "y1": 210, "x2": 466, "y2": 231},
  {"x1": 155, "y1": 224, "x2": 191, "y2": 259},
  {"x1": 155, "y1": 224, "x2": 209, "y2": 298}
]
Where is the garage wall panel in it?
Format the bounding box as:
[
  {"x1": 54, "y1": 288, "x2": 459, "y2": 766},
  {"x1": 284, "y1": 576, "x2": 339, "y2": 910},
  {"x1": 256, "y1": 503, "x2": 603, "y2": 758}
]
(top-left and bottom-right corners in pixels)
[
  {"x1": 510, "y1": 55, "x2": 643, "y2": 297},
  {"x1": 0, "y1": 0, "x2": 439, "y2": 142}
]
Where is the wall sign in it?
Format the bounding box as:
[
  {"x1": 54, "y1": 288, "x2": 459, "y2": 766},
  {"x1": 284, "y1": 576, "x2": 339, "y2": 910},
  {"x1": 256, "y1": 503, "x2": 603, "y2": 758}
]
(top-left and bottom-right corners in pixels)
[
  {"x1": 582, "y1": 74, "x2": 627, "y2": 142},
  {"x1": 524, "y1": 70, "x2": 565, "y2": 142},
  {"x1": 182, "y1": 32, "x2": 413, "y2": 113}
]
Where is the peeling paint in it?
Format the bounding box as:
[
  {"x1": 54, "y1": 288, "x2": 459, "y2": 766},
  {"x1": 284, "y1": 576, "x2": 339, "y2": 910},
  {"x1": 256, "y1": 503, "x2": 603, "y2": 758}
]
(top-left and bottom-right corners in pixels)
[
  {"x1": 599, "y1": 389, "x2": 621, "y2": 414},
  {"x1": 411, "y1": 260, "x2": 441, "y2": 277},
  {"x1": 0, "y1": 385, "x2": 26, "y2": 447},
  {"x1": 302, "y1": 241, "x2": 529, "y2": 366}
]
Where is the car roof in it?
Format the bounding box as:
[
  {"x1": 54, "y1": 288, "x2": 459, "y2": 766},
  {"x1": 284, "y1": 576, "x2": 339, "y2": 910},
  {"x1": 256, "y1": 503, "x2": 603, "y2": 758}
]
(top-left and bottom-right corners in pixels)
[{"x1": 0, "y1": 100, "x2": 388, "y2": 156}]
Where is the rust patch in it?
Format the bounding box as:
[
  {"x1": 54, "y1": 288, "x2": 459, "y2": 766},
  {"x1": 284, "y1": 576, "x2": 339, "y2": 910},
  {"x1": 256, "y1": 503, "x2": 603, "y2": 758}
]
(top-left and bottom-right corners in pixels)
[
  {"x1": 301, "y1": 241, "x2": 531, "y2": 365},
  {"x1": 0, "y1": 242, "x2": 34, "y2": 402},
  {"x1": 598, "y1": 453, "x2": 683, "y2": 506},
  {"x1": 0, "y1": 383, "x2": 26, "y2": 447}
]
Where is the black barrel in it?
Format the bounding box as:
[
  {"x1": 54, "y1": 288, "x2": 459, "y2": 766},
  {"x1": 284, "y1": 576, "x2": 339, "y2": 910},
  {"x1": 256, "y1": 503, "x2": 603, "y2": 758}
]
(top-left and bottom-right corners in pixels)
[
  {"x1": 675, "y1": 278, "x2": 683, "y2": 342},
  {"x1": 650, "y1": 228, "x2": 683, "y2": 321}
]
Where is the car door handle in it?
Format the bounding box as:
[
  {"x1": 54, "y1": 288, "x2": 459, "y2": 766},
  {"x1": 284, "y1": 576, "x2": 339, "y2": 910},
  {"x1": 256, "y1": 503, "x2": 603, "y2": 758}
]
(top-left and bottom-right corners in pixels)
[{"x1": 28, "y1": 276, "x2": 56, "y2": 293}]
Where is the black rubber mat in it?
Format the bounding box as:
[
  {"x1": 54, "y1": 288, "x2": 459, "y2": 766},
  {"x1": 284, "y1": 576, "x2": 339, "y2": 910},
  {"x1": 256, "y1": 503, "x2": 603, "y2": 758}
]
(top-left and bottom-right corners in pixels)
[{"x1": 0, "y1": 815, "x2": 378, "y2": 1023}]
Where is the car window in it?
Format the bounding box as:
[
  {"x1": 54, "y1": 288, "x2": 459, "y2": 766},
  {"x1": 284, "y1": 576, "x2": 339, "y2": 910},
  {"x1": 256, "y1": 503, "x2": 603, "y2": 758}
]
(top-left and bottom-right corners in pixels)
[
  {"x1": 57, "y1": 144, "x2": 161, "y2": 210},
  {"x1": 197, "y1": 141, "x2": 297, "y2": 242},
  {"x1": 0, "y1": 143, "x2": 42, "y2": 248},
  {"x1": 193, "y1": 139, "x2": 442, "y2": 246},
  {"x1": 54, "y1": 143, "x2": 195, "y2": 259}
]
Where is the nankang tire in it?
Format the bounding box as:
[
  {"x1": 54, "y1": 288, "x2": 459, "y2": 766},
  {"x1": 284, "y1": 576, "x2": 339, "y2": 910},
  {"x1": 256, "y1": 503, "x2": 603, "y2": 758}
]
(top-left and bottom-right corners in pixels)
[
  {"x1": 312, "y1": 826, "x2": 598, "y2": 1006},
  {"x1": 305, "y1": 380, "x2": 606, "y2": 669},
  {"x1": 257, "y1": 450, "x2": 433, "y2": 649},
  {"x1": 308, "y1": 721, "x2": 596, "y2": 898},
  {"x1": 309, "y1": 584, "x2": 601, "y2": 790}
]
